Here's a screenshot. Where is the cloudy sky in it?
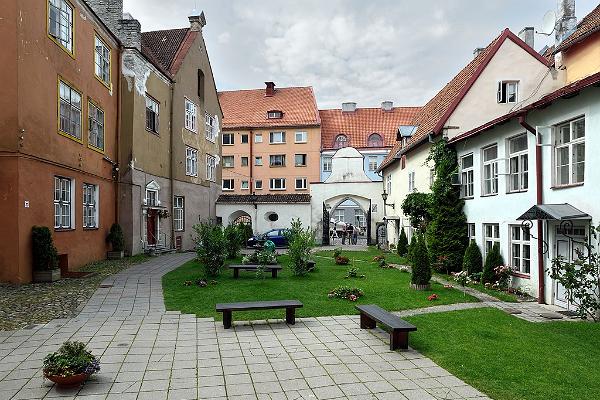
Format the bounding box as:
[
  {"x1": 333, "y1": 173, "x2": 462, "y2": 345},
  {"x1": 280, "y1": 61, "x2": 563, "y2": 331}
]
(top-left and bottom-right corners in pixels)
[{"x1": 123, "y1": 0, "x2": 598, "y2": 108}]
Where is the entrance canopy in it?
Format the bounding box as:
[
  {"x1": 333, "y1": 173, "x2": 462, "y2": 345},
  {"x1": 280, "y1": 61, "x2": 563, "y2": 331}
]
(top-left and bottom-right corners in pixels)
[{"x1": 517, "y1": 203, "x2": 591, "y2": 221}]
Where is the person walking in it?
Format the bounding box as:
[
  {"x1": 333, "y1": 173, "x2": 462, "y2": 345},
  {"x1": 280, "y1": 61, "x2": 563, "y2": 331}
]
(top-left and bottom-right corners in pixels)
[
  {"x1": 347, "y1": 224, "x2": 354, "y2": 245},
  {"x1": 352, "y1": 225, "x2": 359, "y2": 245}
]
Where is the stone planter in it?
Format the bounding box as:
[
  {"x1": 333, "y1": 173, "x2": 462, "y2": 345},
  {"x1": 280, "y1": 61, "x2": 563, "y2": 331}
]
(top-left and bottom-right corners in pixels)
[
  {"x1": 410, "y1": 283, "x2": 431, "y2": 291},
  {"x1": 106, "y1": 251, "x2": 124, "y2": 260},
  {"x1": 33, "y1": 269, "x2": 61, "y2": 283},
  {"x1": 44, "y1": 372, "x2": 89, "y2": 388}
]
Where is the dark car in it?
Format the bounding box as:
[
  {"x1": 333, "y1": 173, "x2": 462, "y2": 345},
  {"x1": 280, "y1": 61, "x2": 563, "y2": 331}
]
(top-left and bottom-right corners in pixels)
[{"x1": 246, "y1": 229, "x2": 289, "y2": 248}]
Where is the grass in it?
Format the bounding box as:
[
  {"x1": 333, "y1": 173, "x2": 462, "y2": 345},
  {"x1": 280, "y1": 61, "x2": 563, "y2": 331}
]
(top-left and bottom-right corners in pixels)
[
  {"x1": 433, "y1": 272, "x2": 519, "y2": 303},
  {"x1": 406, "y1": 307, "x2": 600, "y2": 400},
  {"x1": 162, "y1": 247, "x2": 478, "y2": 321}
]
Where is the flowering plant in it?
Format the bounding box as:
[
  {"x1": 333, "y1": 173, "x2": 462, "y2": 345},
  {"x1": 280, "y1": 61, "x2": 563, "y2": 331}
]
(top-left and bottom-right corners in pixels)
[
  {"x1": 328, "y1": 286, "x2": 364, "y2": 301},
  {"x1": 427, "y1": 293, "x2": 439, "y2": 301},
  {"x1": 43, "y1": 342, "x2": 100, "y2": 378},
  {"x1": 345, "y1": 266, "x2": 365, "y2": 279},
  {"x1": 397, "y1": 266, "x2": 410, "y2": 273},
  {"x1": 494, "y1": 265, "x2": 514, "y2": 289}
]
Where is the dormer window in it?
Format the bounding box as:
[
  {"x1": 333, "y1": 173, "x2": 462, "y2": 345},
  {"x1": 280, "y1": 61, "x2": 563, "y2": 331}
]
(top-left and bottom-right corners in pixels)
[
  {"x1": 267, "y1": 110, "x2": 283, "y2": 119},
  {"x1": 334, "y1": 134, "x2": 348, "y2": 149},
  {"x1": 367, "y1": 133, "x2": 383, "y2": 147},
  {"x1": 497, "y1": 81, "x2": 519, "y2": 104}
]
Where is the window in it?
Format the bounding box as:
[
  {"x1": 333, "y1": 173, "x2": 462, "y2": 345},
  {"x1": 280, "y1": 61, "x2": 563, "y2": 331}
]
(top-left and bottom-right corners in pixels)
[
  {"x1": 82, "y1": 183, "x2": 98, "y2": 228},
  {"x1": 267, "y1": 110, "x2": 283, "y2": 119},
  {"x1": 497, "y1": 81, "x2": 518, "y2": 103},
  {"x1": 54, "y1": 176, "x2": 72, "y2": 229},
  {"x1": 508, "y1": 135, "x2": 528, "y2": 192},
  {"x1": 270, "y1": 131, "x2": 286, "y2": 144},
  {"x1": 197, "y1": 69, "x2": 205, "y2": 101},
  {"x1": 482, "y1": 145, "x2": 498, "y2": 196},
  {"x1": 429, "y1": 168, "x2": 435, "y2": 188},
  {"x1": 295, "y1": 154, "x2": 307, "y2": 167},
  {"x1": 58, "y1": 80, "x2": 82, "y2": 140},
  {"x1": 222, "y1": 156, "x2": 234, "y2": 168},
  {"x1": 460, "y1": 154, "x2": 474, "y2": 198},
  {"x1": 334, "y1": 134, "x2": 348, "y2": 149},
  {"x1": 467, "y1": 223, "x2": 476, "y2": 242},
  {"x1": 241, "y1": 134, "x2": 249, "y2": 144},
  {"x1": 323, "y1": 157, "x2": 332, "y2": 172},
  {"x1": 295, "y1": 178, "x2": 307, "y2": 190},
  {"x1": 270, "y1": 178, "x2": 286, "y2": 190},
  {"x1": 48, "y1": 0, "x2": 73, "y2": 54},
  {"x1": 255, "y1": 156, "x2": 263, "y2": 166},
  {"x1": 511, "y1": 225, "x2": 530, "y2": 274},
  {"x1": 554, "y1": 117, "x2": 585, "y2": 186},
  {"x1": 185, "y1": 147, "x2": 198, "y2": 177},
  {"x1": 241, "y1": 180, "x2": 249, "y2": 190},
  {"x1": 408, "y1": 171, "x2": 415, "y2": 192},
  {"x1": 222, "y1": 179, "x2": 234, "y2": 191},
  {"x1": 386, "y1": 174, "x2": 392, "y2": 193},
  {"x1": 270, "y1": 154, "x2": 286, "y2": 167},
  {"x1": 255, "y1": 180, "x2": 263, "y2": 190},
  {"x1": 334, "y1": 209, "x2": 345, "y2": 222},
  {"x1": 146, "y1": 189, "x2": 158, "y2": 207},
  {"x1": 173, "y1": 196, "x2": 184, "y2": 231},
  {"x1": 255, "y1": 134, "x2": 263, "y2": 143},
  {"x1": 295, "y1": 131, "x2": 307, "y2": 143},
  {"x1": 93, "y1": 36, "x2": 111, "y2": 87},
  {"x1": 368, "y1": 156, "x2": 379, "y2": 171},
  {"x1": 241, "y1": 157, "x2": 249, "y2": 167},
  {"x1": 184, "y1": 98, "x2": 197, "y2": 132},
  {"x1": 206, "y1": 154, "x2": 216, "y2": 181},
  {"x1": 88, "y1": 101, "x2": 104, "y2": 151},
  {"x1": 205, "y1": 113, "x2": 215, "y2": 141},
  {"x1": 145, "y1": 95, "x2": 159, "y2": 133},
  {"x1": 355, "y1": 209, "x2": 366, "y2": 227},
  {"x1": 483, "y1": 223, "x2": 500, "y2": 256},
  {"x1": 367, "y1": 133, "x2": 383, "y2": 147},
  {"x1": 267, "y1": 213, "x2": 279, "y2": 222},
  {"x1": 222, "y1": 133, "x2": 234, "y2": 145}
]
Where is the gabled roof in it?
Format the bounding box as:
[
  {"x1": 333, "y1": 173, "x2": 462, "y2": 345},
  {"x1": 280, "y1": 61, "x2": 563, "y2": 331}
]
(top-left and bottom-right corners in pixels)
[
  {"x1": 555, "y1": 4, "x2": 600, "y2": 53},
  {"x1": 377, "y1": 28, "x2": 550, "y2": 172},
  {"x1": 319, "y1": 107, "x2": 421, "y2": 150},
  {"x1": 218, "y1": 87, "x2": 320, "y2": 129},
  {"x1": 216, "y1": 194, "x2": 311, "y2": 204},
  {"x1": 141, "y1": 28, "x2": 198, "y2": 77}
]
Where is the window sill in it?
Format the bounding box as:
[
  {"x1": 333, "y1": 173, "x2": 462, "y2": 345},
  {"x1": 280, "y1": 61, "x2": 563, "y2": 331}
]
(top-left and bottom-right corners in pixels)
[
  {"x1": 83, "y1": 227, "x2": 99, "y2": 231},
  {"x1": 551, "y1": 182, "x2": 584, "y2": 190},
  {"x1": 145, "y1": 128, "x2": 159, "y2": 136},
  {"x1": 295, "y1": 188, "x2": 308, "y2": 191},
  {"x1": 88, "y1": 144, "x2": 105, "y2": 155},
  {"x1": 185, "y1": 174, "x2": 198, "y2": 178},
  {"x1": 184, "y1": 128, "x2": 198, "y2": 134},
  {"x1": 461, "y1": 196, "x2": 474, "y2": 200},
  {"x1": 94, "y1": 74, "x2": 112, "y2": 90},
  {"x1": 269, "y1": 142, "x2": 286, "y2": 145},
  {"x1": 175, "y1": 230, "x2": 185, "y2": 233},
  {"x1": 507, "y1": 189, "x2": 528, "y2": 194},
  {"x1": 295, "y1": 141, "x2": 307, "y2": 144},
  {"x1": 222, "y1": 189, "x2": 234, "y2": 191},
  {"x1": 58, "y1": 130, "x2": 83, "y2": 144},
  {"x1": 270, "y1": 189, "x2": 286, "y2": 191},
  {"x1": 54, "y1": 228, "x2": 75, "y2": 232},
  {"x1": 511, "y1": 272, "x2": 530, "y2": 279},
  {"x1": 480, "y1": 193, "x2": 498, "y2": 198},
  {"x1": 295, "y1": 165, "x2": 307, "y2": 168},
  {"x1": 269, "y1": 165, "x2": 285, "y2": 168},
  {"x1": 222, "y1": 143, "x2": 234, "y2": 146}
]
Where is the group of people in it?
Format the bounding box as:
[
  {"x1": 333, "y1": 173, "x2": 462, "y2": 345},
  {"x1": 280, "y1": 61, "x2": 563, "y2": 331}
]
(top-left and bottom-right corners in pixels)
[{"x1": 331, "y1": 222, "x2": 359, "y2": 245}]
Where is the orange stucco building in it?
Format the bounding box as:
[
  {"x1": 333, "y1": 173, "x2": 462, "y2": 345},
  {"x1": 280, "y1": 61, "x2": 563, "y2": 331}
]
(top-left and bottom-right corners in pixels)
[{"x1": 0, "y1": 0, "x2": 120, "y2": 283}]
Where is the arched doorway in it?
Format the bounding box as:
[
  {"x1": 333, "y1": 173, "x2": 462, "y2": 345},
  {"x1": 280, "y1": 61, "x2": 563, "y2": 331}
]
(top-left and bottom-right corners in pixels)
[
  {"x1": 228, "y1": 210, "x2": 252, "y2": 230},
  {"x1": 329, "y1": 198, "x2": 368, "y2": 246}
]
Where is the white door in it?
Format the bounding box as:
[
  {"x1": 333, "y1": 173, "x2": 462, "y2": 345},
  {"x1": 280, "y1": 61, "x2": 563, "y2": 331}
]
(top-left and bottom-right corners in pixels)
[{"x1": 554, "y1": 232, "x2": 587, "y2": 310}]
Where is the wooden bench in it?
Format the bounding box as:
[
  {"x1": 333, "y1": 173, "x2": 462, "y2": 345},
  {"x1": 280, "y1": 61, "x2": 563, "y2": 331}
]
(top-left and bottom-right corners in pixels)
[
  {"x1": 356, "y1": 304, "x2": 417, "y2": 350},
  {"x1": 228, "y1": 264, "x2": 282, "y2": 278},
  {"x1": 215, "y1": 300, "x2": 303, "y2": 329}
]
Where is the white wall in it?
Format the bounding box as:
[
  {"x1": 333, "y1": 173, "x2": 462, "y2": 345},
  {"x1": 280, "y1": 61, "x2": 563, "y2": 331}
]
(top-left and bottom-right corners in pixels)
[{"x1": 216, "y1": 203, "x2": 311, "y2": 235}]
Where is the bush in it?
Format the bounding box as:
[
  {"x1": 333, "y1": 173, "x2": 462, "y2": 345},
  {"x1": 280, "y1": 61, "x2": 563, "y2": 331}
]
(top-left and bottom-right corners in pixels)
[
  {"x1": 463, "y1": 240, "x2": 483, "y2": 275},
  {"x1": 411, "y1": 234, "x2": 431, "y2": 286},
  {"x1": 223, "y1": 224, "x2": 243, "y2": 259},
  {"x1": 407, "y1": 234, "x2": 417, "y2": 263},
  {"x1": 401, "y1": 192, "x2": 432, "y2": 230},
  {"x1": 194, "y1": 222, "x2": 226, "y2": 277},
  {"x1": 482, "y1": 242, "x2": 504, "y2": 284},
  {"x1": 328, "y1": 286, "x2": 364, "y2": 301},
  {"x1": 397, "y1": 228, "x2": 408, "y2": 256},
  {"x1": 344, "y1": 266, "x2": 365, "y2": 279},
  {"x1": 106, "y1": 223, "x2": 125, "y2": 252},
  {"x1": 333, "y1": 247, "x2": 343, "y2": 258},
  {"x1": 238, "y1": 223, "x2": 253, "y2": 245},
  {"x1": 43, "y1": 341, "x2": 100, "y2": 377},
  {"x1": 241, "y1": 249, "x2": 277, "y2": 265},
  {"x1": 31, "y1": 226, "x2": 59, "y2": 271},
  {"x1": 287, "y1": 219, "x2": 316, "y2": 276},
  {"x1": 335, "y1": 256, "x2": 350, "y2": 265}
]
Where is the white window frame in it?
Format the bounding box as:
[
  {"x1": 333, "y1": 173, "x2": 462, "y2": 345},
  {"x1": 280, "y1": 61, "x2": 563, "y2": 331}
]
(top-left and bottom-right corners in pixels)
[
  {"x1": 82, "y1": 183, "x2": 98, "y2": 229},
  {"x1": 145, "y1": 188, "x2": 159, "y2": 207},
  {"x1": 54, "y1": 176, "x2": 74, "y2": 229},
  {"x1": 334, "y1": 134, "x2": 348, "y2": 149},
  {"x1": 408, "y1": 171, "x2": 415, "y2": 192},
  {"x1": 205, "y1": 112, "x2": 215, "y2": 141},
  {"x1": 184, "y1": 98, "x2": 198, "y2": 133},
  {"x1": 241, "y1": 180, "x2": 249, "y2": 190},
  {"x1": 269, "y1": 131, "x2": 286, "y2": 144},
  {"x1": 482, "y1": 144, "x2": 498, "y2": 196},
  {"x1": 222, "y1": 156, "x2": 234, "y2": 168},
  {"x1": 323, "y1": 157, "x2": 332, "y2": 172},
  {"x1": 267, "y1": 111, "x2": 283, "y2": 119},
  {"x1": 386, "y1": 174, "x2": 392, "y2": 193},
  {"x1": 334, "y1": 209, "x2": 345, "y2": 222},
  {"x1": 206, "y1": 154, "x2": 216, "y2": 181},
  {"x1": 368, "y1": 156, "x2": 378, "y2": 171},
  {"x1": 270, "y1": 178, "x2": 286, "y2": 191},
  {"x1": 222, "y1": 179, "x2": 234, "y2": 191},
  {"x1": 94, "y1": 35, "x2": 111, "y2": 86},
  {"x1": 270, "y1": 154, "x2": 286, "y2": 167},
  {"x1": 255, "y1": 133, "x2": 263, "y2": 143},
  {"x1": 497, "y1": 80, "x2": 519, "y2": 104},
  {"x1": 59, "y1": 79, "x2": 82, "y2": 140},
  {"x1": 460, "y1": 154, "x2": 474, "y2": 198},
  {"x1": 48, "y1": 0, "x2": 74, "y2": 54},
  {"x1": 507, "y1": 134, "x2": 528, "y2": 193},
  {"x1": 483, "y1": 223, "x2": 500, "y2": 257},
  {"x1": 553, "y1": 116, "x2": 585, "y2": 186},
  {"x1": 222, "y1": 133, "x2": 234, "y2": 145},
  {"x1": 295, "y1": 177, "x2": 307, "y2": 190},
  {"x1": 241, "y1": 134, "x2": 249, "y2": 144},
  {"x1": 185, "y1": 147, "x2": 198, "y2": 177},
  {"x1": 173, "y1": 196, "x2": 184, "y2": 232},
  {"x1": 255, "y1": 180, "x2": 263, "y2": 190},
  {"x1": 88, "y1": 101, "x2": 104, "y2": 151},
  {"x1": 510, "y1": 225, "x2": 530, "y2": 275},
  {"x1": 295, "y1": 154, "x2": 307, "y2": 167},
  {"x1": 295, "y1": 131, "x2": 307, "y2": 143},
  {"x1": 255, "y1": 156, "x2": 263, "y2": 166},
  {"x1": 467, "y1": 223, "x2": 476, "y2": 242}
]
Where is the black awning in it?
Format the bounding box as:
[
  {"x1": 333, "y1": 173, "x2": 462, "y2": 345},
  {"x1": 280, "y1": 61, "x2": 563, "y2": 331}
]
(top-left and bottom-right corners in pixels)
[{"x1": 517, "y1": 203, "x2": 591, "y2": 221}]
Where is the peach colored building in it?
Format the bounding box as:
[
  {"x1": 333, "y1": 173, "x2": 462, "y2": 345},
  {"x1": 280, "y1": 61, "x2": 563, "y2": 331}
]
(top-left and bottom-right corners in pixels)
[{"x1": 218, "y1": 83, "x2": 321, "y2": 195}]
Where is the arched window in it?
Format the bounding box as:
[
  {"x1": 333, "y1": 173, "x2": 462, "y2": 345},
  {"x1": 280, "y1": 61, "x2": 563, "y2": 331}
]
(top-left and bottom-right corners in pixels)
[
  {"x1": 367, "y1": 133, "x2": 383, "y2": 147},
  {"x1": 334, "y1": 134, "x2": 348, "y2": 149}
]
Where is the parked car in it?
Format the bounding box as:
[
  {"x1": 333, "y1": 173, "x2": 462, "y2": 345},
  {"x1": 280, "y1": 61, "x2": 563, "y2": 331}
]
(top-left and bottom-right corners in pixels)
[{"x1": 247, "y1": 229, "x2": 289, "y2": 248}]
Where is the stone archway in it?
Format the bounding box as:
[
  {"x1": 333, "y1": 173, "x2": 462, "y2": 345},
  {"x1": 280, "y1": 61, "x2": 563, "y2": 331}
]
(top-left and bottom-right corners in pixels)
[
  {"x1": 228, "y1": 210, "x2": 253, "y2": 230},
  {"x1": 328, "y1": 196, "x2": 369, "y2": 246}
]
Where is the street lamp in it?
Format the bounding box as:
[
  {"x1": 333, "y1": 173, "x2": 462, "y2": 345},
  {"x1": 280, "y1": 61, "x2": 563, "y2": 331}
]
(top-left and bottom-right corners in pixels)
[{"x1": 381, "y1": 191, "x2": 395, "y2": 209}]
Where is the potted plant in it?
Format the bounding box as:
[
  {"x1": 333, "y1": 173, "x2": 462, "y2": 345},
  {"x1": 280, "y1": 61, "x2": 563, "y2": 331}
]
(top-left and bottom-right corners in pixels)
[
  {"x1": 43, "y1": 341, "x2": 100, "y2": 388},
  {"x1": 31, "y1": 226, "x2": 60, "y2": 282},
  {"x1": 106, "y1": 223, "x2": 125, "y2": 259}
]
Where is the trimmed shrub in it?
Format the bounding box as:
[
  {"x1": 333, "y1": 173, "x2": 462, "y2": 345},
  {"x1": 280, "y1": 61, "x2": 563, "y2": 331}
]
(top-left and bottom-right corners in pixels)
[
  {"x1": 194, "y1": 223, "x2": 226, "y2": 277},
  {"x1": 463, "y1": 240, "x2": 483, "y2": 275},
  {"x1": 411, "y1": 235, "x2": 431, "y2": 285},
  {"x1": 407, "y1": 234, "x2": 417, "y2": 263},
  {"x1": 287, "y1": 219, "x2": 316, "y2": 276},
  {"x1": 223, "y1": 224, "x2": 243, "y2": 259},
  {"x1": 106, "y1": 223, "x2": 125, "y2": 252},
  {"x1": 397, "y1": 228, "x2": 408, "y2": 256},
  {"x1": 32, "y1": 226, "x2": 59, "y2": 271},
  {"x1": 482, "y1": 242, "x2": 504, "y2": 283}
]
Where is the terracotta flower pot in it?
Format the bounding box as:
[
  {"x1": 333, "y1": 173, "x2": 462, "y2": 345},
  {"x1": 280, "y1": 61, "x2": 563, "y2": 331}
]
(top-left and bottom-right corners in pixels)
[{"x1": 44, "y1": 372, "x2": 89, "y2": 388}]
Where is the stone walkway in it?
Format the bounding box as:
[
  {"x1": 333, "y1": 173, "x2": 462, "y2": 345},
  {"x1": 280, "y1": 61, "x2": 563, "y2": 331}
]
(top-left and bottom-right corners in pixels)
[{"x1": 0, "y1": 253, "x2": 492, "y2": 400}]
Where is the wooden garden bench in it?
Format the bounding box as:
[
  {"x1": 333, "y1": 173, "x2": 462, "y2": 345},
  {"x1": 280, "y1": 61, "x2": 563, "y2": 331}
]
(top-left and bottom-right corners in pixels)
[
  {"x1": 215, "y1": 300, "x2": 303, "y2": 329},
  {"x1": 228, "y1": 264, "x2": 282, "y2": 278},
  {"x1": 356, "y1": 304, "x2": 417, "y2": 350}
]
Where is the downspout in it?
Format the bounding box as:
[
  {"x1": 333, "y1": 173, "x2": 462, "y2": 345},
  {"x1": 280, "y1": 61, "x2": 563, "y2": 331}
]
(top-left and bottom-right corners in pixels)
[
  {"x1": 169, "y1": 83, "x2": 175, "y2": 249},
  {"x1": 249, "y1": 130, "x2": 254, "y2": 193},
  {"x1": 115, "y1": 45, "x2": 123, "y2": 225},
  {"x1": 518, "y1": 115, "x2": 545, "y2": 304}
]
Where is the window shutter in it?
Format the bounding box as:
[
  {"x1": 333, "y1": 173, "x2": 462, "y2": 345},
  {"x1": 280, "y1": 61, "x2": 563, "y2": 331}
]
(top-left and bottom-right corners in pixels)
[{"x1": 497, "y1": 81, "x2": 502, "y2": 103}]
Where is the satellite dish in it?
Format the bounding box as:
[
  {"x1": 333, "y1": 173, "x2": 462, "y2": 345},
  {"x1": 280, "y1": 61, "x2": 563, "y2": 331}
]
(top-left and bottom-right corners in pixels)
[{"x1": 537, "y1": 10, "x2": 557, "y2": 35}]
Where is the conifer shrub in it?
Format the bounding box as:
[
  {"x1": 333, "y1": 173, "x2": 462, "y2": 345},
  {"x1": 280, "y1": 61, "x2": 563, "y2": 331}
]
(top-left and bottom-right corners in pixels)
[
  {"x1": 411, "y1": 235, "x2": 431, "y2": 286},
  {"x1": 463, "y1": 240, "x2": 483, "y2": 275},
  {"x1": 397, "y1": 227, "x2": 408, "y2": 257},
  {"x1": 106, "y1": 223, "x2": 125, "y2": 252},
  {"x1": 407, "y1": 234, "x2": 417, "y2": 263},
  {"x1": 31, "y1": 226, "x2": 59, "y2": 271},
  {"x1": 482, "y1": 242, "x2": 504, "y2": 283}
]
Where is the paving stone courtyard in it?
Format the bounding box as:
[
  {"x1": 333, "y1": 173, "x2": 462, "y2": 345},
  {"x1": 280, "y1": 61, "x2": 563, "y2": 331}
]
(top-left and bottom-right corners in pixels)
[{"x1": 0, "y1": 253, "x2": 493, "y2": 400}]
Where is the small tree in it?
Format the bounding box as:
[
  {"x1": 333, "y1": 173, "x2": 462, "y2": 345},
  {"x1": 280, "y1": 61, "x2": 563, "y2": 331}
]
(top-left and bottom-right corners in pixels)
[
  {"x1": 223, "y1": 224, "x2": 243, "y2": 259},
  {"x1": 463, "y1": 240, "x2": 483, "y2": 275},
  {"x1": 286, "y1": 219, "x2": 316, "y2": 276},
  {"x1": 407, "y1": 234, "x2": 417, "y2": 263},
  {"x1": 397, "y1": 228, "x2": 408, "y2": 257},
  {"x1": 194, "y1": 222, "x2": 226, "y2": 277},
  {"x1": 31, "y1": 226, "x2": 59, "y2": 271},
  {"x1": 106, "y1": 223, "x2": 125, "y2": 252},
  {"x1": 411, "y1": 234, "x2": 431, "y2": 286},
  {"x1": 482, "y1": 243, "x2": 504, "y2": 284},
  {"x1": 401, "y1": 192, "x2": 432, "y2": 231}
]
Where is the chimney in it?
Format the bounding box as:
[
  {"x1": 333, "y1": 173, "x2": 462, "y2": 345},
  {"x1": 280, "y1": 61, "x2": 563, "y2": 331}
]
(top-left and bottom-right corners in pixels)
[
  {"x1": 189, "y1": 11, "x2": 206, "y2": 32},
  {"x1": 265, "y1": 82, "x2": 276, "y2": 97},
  {"x1": 342, "y1": 102, "x2": 357, "y2": 112},
  {"x1": 119, "y1": 18, "x2": 141, "y2": 51},
  {"x1": 473, "y1": 47, "x2": 485, "y2": 58},
  {"x1": 381, "y1": 101, "x2": 393, "y2": 111},
  {"x1": 518, "y1": 27, "x2": 535, "y2": 49},
  {"x1": 556, "y1": 0, "x2": 577, "y2": 44},
  {"x1": 85, "y1": 0, "x2": 123, "y2": 37}
]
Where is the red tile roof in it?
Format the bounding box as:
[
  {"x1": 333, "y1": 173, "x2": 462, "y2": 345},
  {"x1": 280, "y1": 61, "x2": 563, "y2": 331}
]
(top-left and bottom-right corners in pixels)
[
  {"x1": 141, "y1": 28, "x2": 189, "y2": 74},
  {"x1": 218, "y1": 87, "x2": 320, "y2": 129},
  {"x1": 555, "y1": 4, "x2": 600, "y2": 53},
  {"x1": 319, "y1": 107, "x2": 421, "y2": 150},
  {"x1": 378, "y1": 28, "x2": 550, "y2": 172},
  {"x1": 217, "y1": 194, "x2": 311, "y2": 204}
]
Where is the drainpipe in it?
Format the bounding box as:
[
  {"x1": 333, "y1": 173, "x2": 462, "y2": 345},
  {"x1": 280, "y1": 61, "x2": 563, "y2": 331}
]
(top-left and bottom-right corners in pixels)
[
  {"x1": 518, "y1": 115, "x2": 545, "y2": 304},
  {"x1": 169, "y1": 83, "x2": 175, "y2": 249},
  {"x1": 115, "y1": 45, "x2": 123, "y2": 224},
  {"x1": 249, "y1": 130, "x2": 254, "y2": 193}
]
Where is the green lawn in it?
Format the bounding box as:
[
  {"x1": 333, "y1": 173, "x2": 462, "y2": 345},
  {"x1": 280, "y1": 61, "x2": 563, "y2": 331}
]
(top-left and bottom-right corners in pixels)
[
  {"x1": 406, "y1": 307, "x2": 600, "y2": 400},
  {"x1": 162, "y1": 247, "x2": 477, "y2": 321}
]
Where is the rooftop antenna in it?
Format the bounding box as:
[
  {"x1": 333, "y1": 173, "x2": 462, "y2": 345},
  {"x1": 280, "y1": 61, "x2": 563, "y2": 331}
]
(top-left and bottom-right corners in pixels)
[
  {"x1": 191, "y1": 0, "x2": 199, "y2": 15},
  {"x1": 536, "y1": 10, "x2": 557, "y2": 36}
]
